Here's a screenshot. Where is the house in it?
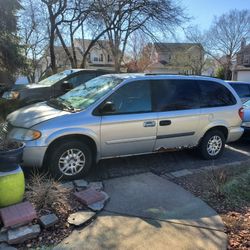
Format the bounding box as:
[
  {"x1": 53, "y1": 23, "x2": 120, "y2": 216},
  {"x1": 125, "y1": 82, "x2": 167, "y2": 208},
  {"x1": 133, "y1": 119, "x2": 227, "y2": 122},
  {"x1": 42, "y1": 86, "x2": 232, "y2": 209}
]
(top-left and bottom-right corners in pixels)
[
  {"x1": 144, "y1": 43, "x2": 204, "y2": 75},
  {"x1": 39, "y1": 39, "x2": 116, "y2": 76},
  {"x1": 74, "y1": 39, "x2": 114, "y2": 70},
  {"x1": 232, "y1": 39, "x2": 250, "y2": 81}
]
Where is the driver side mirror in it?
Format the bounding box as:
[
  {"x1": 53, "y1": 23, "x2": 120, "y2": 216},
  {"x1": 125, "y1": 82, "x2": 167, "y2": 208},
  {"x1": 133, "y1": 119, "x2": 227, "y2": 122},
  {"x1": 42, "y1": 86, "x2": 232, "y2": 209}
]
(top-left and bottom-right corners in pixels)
[
  {"x1": 61, "y1": 81, "x2": 73, "y2": 92},
  {"x1": 99, "y1": 101, "x2": 116, "y2": 115}
]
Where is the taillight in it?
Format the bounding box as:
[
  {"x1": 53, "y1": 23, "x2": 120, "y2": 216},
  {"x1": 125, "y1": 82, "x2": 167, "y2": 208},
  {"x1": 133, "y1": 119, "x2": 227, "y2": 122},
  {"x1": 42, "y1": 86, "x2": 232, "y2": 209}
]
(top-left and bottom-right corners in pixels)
[{"x1": 239, "y1": 107, "x2": 244, "y2": 120}]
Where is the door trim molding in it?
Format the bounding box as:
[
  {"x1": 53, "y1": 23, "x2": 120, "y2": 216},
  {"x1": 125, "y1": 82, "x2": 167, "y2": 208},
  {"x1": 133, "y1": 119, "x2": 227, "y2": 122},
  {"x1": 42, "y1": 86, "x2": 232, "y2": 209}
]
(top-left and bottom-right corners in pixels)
[
  {"x1": 157, "y1": 132, "x2": 195, "y2": 139},
  {"x1": 106, "y1": 136, "x2": 156, "y2": 145}
]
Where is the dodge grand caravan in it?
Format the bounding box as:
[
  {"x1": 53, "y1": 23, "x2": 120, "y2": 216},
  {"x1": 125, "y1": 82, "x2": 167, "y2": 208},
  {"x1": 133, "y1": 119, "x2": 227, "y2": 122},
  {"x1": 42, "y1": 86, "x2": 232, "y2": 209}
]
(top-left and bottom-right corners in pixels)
[{"x1": 6, "y1": 74, "x2": 244, "y2": 179}]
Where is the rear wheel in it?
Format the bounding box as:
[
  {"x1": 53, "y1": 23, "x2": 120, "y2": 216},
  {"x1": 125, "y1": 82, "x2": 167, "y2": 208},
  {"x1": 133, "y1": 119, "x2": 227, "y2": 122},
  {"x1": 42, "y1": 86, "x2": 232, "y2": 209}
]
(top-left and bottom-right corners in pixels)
[
  {"x1": 199, "y1": 130, "x2": 225, "y2": 160},
  {"x1": 47, "y1": 140, "x2": 92, "y2": 180}
]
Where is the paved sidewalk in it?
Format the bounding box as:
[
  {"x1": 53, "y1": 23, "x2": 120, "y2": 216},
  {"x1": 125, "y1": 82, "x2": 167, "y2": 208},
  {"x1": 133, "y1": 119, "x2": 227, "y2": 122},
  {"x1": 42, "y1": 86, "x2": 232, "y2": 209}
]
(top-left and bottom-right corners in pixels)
[{"x1": 56, "y1": 173, "x2": 227, "y2": 250}]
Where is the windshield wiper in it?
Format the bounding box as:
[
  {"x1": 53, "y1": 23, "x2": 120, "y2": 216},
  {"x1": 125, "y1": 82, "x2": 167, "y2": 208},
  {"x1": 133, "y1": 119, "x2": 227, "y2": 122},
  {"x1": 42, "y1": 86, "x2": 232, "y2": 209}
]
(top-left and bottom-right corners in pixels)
[
  {"x1": 57, "y1": 97, "x2": 80, "y2": 112},
  {"x1": 47, "y1": 98, "x2": 65, "y2": 110}
]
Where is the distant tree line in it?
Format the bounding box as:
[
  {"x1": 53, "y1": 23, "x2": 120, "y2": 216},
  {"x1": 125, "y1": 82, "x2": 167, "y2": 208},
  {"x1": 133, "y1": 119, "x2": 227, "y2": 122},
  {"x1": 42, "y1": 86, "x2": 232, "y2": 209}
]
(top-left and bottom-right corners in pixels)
[{"x1": 185, "y1": 9, "x2": 250, "y2": 80}]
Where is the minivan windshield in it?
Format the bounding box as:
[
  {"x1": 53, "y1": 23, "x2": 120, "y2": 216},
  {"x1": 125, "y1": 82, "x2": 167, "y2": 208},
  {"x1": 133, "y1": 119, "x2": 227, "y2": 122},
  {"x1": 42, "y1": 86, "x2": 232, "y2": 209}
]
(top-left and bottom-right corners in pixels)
[
  {"x1": 48, "y1": 76, "x2": 123, "y2": 111},
  {"x1": 38, "y1": 70, "x2": 72, "y2": 86}
]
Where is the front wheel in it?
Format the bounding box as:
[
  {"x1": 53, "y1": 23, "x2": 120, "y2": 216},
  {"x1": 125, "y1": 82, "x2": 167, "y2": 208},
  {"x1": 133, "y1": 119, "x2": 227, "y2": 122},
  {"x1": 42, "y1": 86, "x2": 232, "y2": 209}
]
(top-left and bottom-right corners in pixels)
[
  {"x1": 47, "y1": 140, "x2": 93, "y2": 180},
  {"x1": 199, "y1": 130, "x2": 225, "y2": 160}
]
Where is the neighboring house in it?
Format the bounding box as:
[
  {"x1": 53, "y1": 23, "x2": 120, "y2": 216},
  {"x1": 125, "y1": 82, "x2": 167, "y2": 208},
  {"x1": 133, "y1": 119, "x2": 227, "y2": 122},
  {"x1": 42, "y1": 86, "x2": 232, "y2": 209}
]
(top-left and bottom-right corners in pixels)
[
  {"x1": 39, "y1": 39, "x2": 116, "y2": 76},
  {"x1": 74, "y1": 39, "x2": 115, "y2": 70},
  {"x1": 232, "y1": 39, "x2": 250, "y2": 82},
  {"x1": 144, "y1": 43, "x2": 204, "y2": 75}
]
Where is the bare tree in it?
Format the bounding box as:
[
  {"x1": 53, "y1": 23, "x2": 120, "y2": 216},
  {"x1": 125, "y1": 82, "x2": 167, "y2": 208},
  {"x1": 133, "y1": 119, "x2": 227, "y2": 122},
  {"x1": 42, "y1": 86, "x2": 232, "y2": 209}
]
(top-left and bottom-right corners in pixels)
[
  {"x1": 186, "y1": 9, "x2": 250, "y2": 79},
  {"x1": 19, "y1": 0, "x2": 48, "y2": 82},
  {"x1": 41, "y1": 0, "x2": 67, "y2": 73},
  {"x1": 93, "y1": 0, "x2": 186, "y2": 72},
  {"x1": 126, "y1": 31, "x2": 153, "y2": 72}
]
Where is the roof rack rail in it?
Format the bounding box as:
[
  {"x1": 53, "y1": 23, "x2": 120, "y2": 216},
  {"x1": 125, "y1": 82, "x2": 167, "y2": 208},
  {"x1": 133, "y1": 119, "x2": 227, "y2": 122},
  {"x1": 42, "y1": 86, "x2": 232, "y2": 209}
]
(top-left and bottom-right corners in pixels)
[{"x1": 145, "y1": 73, "x2": 179, "y2": 75}]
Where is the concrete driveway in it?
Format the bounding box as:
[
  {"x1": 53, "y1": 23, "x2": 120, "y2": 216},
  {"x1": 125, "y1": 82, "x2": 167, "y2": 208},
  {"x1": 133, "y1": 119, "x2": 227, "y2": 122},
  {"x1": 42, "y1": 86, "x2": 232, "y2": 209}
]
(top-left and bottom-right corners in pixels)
[
  {"x1": 56, "y1": 173, "x2": 227, "y2": 250},
  {"x1": 87, "y1": 140, "x2": 250, "y2": 181}
]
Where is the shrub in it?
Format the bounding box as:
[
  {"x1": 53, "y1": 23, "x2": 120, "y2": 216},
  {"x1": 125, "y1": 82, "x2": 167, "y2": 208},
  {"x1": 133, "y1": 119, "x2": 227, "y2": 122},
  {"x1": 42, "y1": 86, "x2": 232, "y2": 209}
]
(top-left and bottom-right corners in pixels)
[
  {"x1": 25, "y1": 171, "x2": 70, "y2": 211},
  {"x1": 222, "y1": 168, "x2": 250, "y2": 204},
  {"x1": 206, "y1": 167, "x2": 228, "y2": 196}
]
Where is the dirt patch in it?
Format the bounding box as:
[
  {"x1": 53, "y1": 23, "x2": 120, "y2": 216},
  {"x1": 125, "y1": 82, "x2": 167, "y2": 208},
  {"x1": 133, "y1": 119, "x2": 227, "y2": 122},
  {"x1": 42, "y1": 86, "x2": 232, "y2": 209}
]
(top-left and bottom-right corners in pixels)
[{"x1": 173, "y1": 164, "x2": 250, "y2": 250}]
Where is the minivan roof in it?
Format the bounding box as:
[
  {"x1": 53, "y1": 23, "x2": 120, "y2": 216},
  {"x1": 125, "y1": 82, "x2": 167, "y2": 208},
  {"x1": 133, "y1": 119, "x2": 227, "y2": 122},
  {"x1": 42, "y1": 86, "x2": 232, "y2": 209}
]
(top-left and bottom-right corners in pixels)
[
  {"x1": 103, "y1": 73, "x2": 225, "y2": 82},
  {"x1": 226, "y1": 81, "x2": 250, "y2": 84}
]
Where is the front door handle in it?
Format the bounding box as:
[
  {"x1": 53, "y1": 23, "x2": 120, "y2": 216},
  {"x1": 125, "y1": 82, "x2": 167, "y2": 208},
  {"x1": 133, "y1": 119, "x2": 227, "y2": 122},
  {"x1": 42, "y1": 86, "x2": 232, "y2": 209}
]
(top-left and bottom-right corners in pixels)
[
  {"x1": 143, "y1": 121, "x2": 156, "y2": 127},
  {"x1": 159, "y1": 120, "x2": 171, "y2": 126}
]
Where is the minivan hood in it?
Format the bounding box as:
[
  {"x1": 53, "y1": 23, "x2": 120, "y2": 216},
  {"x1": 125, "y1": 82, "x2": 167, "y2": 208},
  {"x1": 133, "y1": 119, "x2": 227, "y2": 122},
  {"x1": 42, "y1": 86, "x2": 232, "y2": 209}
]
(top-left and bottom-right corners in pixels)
[{"x1": 7, "y1": 102, "x2": 69, "y2": 128}]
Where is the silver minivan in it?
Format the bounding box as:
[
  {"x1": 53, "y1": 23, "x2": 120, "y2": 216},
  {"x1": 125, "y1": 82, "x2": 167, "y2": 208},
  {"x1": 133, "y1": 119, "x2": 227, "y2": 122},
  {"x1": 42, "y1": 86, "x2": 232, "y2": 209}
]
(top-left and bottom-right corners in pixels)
[{"x1": 6, "y1": 74, "x2": 244, "y2": 179}]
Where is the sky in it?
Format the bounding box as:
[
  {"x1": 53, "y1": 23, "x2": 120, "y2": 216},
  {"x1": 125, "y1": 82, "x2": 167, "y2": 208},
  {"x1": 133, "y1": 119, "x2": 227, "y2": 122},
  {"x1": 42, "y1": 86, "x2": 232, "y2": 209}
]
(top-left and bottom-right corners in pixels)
[{"x1": 183, "y1": 0, "x2": 250, "y2": 30}]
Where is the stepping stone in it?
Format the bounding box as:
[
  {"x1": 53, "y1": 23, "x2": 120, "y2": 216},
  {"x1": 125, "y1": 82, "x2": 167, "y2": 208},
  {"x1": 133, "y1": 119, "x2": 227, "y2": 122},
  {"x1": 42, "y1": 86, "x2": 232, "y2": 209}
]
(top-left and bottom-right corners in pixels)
[
  {"x1": 73, "y1": 180, "x2": 88, "y2": 189},
  {"x1": 7, "y1": 224, "x2": 40, "y2": 244},
  {"x1": 39, "y1": 214, "x2": 59, "y2": 228},
  {"x1": 74, "y1": 188, "x2": 106, "y2": 206},
  {"x1": 170, "y1": 169, "x2": 193, "y2": 178},
  {"x1": 0, "y1": 243, "x2": 17, "y2": 250},
  {"x1": 88, "y1": 191, "x2": 110, "y2": 212},
  {"x1": 60, "y1": 181, "x2": 74, "y2": 191},
  {"x1": 0, "y1": 201, "x2": 37, "y2": 228},
  {"x1": 67, "y1": 211, "x2": 96, "y2": 226},
  {"x1": 88, "y1": 182, "x2": 104, "y2": 191}
]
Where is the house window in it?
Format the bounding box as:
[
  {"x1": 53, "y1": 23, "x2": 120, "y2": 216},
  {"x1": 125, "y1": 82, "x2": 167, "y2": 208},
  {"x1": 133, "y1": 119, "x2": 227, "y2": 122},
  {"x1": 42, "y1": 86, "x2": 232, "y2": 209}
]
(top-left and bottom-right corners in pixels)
[
  {"x1": 99, "y1": 54, "x2": 103, "y2": 62},
  {"x1": 243, "y1": 54, "x2": 250, "y2": 65},
  {"x1": 108, "y1": 54, "x2": 112, "y2": 62},
  {"x1": 94, "y1": 56, "x2": 99, "y2": 62},
  {"x1": 87, "y1": 53, "x2": 91, "y2": 62}
]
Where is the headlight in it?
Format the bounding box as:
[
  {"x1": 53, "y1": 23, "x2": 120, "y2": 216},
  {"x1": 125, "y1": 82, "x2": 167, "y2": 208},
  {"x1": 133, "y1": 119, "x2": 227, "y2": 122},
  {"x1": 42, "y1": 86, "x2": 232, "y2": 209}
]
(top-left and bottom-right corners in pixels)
[
  {"x1": 242, "y1": 122, "x2": 250, "y2": 128},
  {"x1": 2, "y1": 91, "x2": 20, "y2": 100},
  {"x1": 8, "y1": 128, "x2": 41, "y2": 141}
]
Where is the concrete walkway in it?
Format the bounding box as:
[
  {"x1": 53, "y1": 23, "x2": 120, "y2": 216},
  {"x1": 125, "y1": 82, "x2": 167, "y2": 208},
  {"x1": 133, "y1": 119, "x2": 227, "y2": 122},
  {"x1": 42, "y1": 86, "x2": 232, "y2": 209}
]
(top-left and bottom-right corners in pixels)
[{"x1": 56, "y1": 173, "x2": 227, "y2": 250}]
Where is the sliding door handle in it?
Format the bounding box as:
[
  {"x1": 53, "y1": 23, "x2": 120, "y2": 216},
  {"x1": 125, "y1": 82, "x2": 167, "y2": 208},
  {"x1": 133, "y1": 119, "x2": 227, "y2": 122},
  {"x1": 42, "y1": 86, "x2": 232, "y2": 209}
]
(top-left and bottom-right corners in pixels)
[{"x1": 159, "y1": 120, "x2": 171, "y2": 126}]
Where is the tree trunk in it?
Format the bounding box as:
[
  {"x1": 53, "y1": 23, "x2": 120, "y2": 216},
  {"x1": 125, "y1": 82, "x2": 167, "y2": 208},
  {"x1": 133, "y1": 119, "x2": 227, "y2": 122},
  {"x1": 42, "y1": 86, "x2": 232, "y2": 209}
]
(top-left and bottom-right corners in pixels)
[
  {"x1": 56, "y1": 27, "x2": 75, "y2": 68},
  {"x1": 49, "y1": 30, "x2": 57, "y2": 73}
]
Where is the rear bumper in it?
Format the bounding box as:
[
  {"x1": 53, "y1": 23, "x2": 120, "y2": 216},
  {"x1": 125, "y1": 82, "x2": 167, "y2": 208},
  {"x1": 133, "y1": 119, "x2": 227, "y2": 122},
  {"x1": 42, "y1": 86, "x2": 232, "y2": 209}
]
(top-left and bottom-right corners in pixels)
[
  {"x1": 227, "y1": 127, "x2": 244, "y2": 142},
  {"x1": 21, "y1": 146, "x2": 47, "y2": 168}
]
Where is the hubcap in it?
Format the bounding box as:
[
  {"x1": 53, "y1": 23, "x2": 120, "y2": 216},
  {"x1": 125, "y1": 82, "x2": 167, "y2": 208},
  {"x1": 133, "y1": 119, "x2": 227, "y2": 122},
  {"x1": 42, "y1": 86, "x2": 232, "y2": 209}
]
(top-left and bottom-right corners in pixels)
[
  {"x1": 207, "y1": 135, "x2": 222, "y2": 156},
  {"x1": 58, "y1": 149, "x2": 86, "y2": 176}
]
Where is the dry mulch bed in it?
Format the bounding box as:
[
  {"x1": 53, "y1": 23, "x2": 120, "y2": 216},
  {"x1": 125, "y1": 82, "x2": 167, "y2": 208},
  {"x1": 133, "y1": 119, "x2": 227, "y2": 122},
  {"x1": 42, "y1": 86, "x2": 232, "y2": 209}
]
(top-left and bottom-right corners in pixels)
[{"x1": 172, "y1": 164, "x2": 250, "y2": 250}]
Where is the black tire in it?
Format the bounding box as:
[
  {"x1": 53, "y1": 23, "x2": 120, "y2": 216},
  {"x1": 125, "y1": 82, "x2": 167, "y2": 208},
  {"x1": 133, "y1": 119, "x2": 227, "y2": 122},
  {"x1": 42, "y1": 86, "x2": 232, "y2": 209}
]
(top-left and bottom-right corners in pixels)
[
  {"x1": 47, "y1": 140, "x2": 93, "y2": 180},
  {"x1": 199, "y1": 130, "x2": 225, "y2": 160}
]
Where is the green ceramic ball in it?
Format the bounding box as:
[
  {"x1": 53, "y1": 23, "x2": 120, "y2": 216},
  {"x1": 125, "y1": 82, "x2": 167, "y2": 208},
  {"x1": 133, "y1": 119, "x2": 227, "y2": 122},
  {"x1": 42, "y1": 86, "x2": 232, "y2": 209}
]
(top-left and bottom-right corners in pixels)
[{"x1": 0, "y1": 167, "x2": 25, "y2": 208}]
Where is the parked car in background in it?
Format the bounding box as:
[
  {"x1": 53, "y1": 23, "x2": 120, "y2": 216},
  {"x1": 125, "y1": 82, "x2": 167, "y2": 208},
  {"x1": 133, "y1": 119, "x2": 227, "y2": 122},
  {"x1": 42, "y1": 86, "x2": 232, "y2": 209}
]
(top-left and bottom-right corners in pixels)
[
  {"x1": 227, "y1": 81, "x2": 250, "y2": 103},
  {"x1": 240, "y1": 99, "x2": 250, "y2": 137},
  {"x1": 7, "y1": 74, "x2": 244, "y2": 179},
  {"x1": 2, "y1": 69, "x2": 112, "y2": 105}
]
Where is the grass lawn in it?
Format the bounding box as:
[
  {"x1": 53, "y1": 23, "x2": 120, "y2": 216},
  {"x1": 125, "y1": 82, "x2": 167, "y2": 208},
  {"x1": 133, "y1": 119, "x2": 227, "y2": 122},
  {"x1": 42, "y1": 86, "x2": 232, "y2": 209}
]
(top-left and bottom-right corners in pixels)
[{"x1": 173, "y1": 163, "x2": 250, "y2": 250}]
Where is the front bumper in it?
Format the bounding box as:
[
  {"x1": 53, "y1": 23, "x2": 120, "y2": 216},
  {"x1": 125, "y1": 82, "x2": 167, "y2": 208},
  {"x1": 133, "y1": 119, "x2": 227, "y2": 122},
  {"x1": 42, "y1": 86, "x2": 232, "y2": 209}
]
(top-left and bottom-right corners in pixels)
[
  {"x1": 227, "y1": 127, "x2": 244, "y2": 142},
  {"x1": 21, "y1": 145, "x2": 47, "y2": 168}
]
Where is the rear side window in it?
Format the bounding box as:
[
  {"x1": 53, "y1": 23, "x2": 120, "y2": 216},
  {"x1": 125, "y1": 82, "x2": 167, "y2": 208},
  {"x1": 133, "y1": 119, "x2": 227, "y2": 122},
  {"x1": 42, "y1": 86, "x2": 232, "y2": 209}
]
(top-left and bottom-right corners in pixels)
[
  {"x1": 152, "y1": 80, "x2": 200, "y2": 111},
  {"x1": 229, "y1": 83, "x2": 250, "y2": 98},
  {"x1": 199, "y1": 81, "x2": 236, "y2": 107},
  {"x1": 68, "y1": 73, "x2": 96, "y2": 88}
]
